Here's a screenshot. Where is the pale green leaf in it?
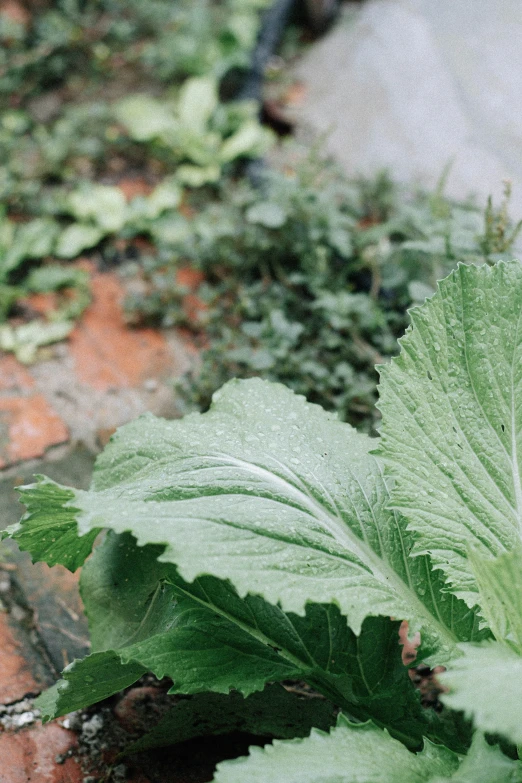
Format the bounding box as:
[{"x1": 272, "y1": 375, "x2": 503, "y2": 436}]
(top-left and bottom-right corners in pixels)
[
  {"x1": 0, "y1": 320, "x2": 74, "y2": 363},
  {"x1": 377, "y1": 261, "x2": 522, "y2": 606},
  {"x1": 55, "y1": 224, "x2": 105, "y2": 258},
  {"x1": 246, "y1": 202, "x2": 287, "y2": 228},
  {"x1": 140, "y1": 178, "x2": 181, "y2": 219},
  {"x1": 176, "y1": 164, "x2": 221, "y2": 186},
  {"x1": 26, "y1": 265, "x2": 89, "y2": 293},
  {"x1": 213, "y1": 717, "x2": 459, "y2": 783},
  {"x1": 177, "y1": 76, "x2": 218, "y2": 133},
  {"x1": 16, "y1": 380, "x2": 485, "y2": 660},
  {"x1": 441, "y1": 641, "x2": 522, "y2": 745},
  {"x1": 114, "y1": 95, "x2": 177, "y2": 141},
  {"x1": 149, "y1": 214, "x2": 191, "y2": 245},
  {"x1": 67, "y1": 185, "x2": 127, "y2": 233},
  {"x1": 220, "y1": 121, "x2": 272, "y2": 162},
  {"x1": 3, "y1": 219, "x2": 59, "y2": 273},
  {"x1": 36, "y1": 652, "x2": 146, "y2": 722}
]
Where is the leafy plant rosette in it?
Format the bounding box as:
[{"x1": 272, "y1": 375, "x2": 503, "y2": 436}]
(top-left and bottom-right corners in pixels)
[{"x1": 5, "y1": 259, "x2": 522, "y2": 780}]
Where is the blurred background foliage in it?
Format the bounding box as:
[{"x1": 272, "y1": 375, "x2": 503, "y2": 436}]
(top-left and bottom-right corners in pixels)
[{"x1": 1, "y1": 0, "x2": 521, "y2": 427}]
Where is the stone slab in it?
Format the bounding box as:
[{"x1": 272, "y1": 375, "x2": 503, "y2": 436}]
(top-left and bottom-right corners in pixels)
[{"x1": 292, "y1": 0, "x2": 522, "y2": 216}]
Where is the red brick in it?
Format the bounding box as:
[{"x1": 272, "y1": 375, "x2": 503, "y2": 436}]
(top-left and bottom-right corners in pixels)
[
  {"x1": 0, "y1": 613, "x2": 49, "y2": 703},
  {"x1": 175, "y1": 267, "x2": 206, "y2": 326},
  {"x1": 175, "y1": 267, "x2": 204, "y2": 290},
  {"x1": 117, "y1": 178, "x2": 153, "y2": 202},
  {"x1": 0, "y1": 723, "x2": 82, "y2": 783},
  {"x1": 18, "y1": 293, "x2": 60, "y2": 319},
  {"x1": 399, "y1": 619, "x2": 420, "y2": 665},
  {"x1": 0, "y1": 1, "x2": 30, "y2": 26},
  {"x1": 69, "y1": 272, "x2": 174, "y2": 392},
  {"x1": 0, "y1": 395, "x2": 69, "y2": 468},
  {"x1": 132, "y1": 237, "x2": 156, "y2": 255},
  {"x1": 182, "y1": 293, "x2": 207, "y2": 326},
  {"x1": 0, "y1": 356, "x2": 34, "y2": 394}
]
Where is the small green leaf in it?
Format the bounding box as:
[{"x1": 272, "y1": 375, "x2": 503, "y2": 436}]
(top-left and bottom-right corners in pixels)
[
  {"x1": 408, "y1": 280, "x2": 435, "y2": 303},
  {"x1": 176, "y1": 164, "x2": 221, "y2": 186},
  {"x1": 177, "y1": 76, "x2": 218, "y2": 133},
  {"x1": 5, "y1": 478, "x2": 99, "y2": 571},
  {"x1": 36, "y1": 652, "x2": 145, "y2": 723},
  {"x1": 140, "y1": 178, "x2": 181, "y2": 219},
  {"x1": 55, "y1": 224, "x2": 105, "y2": 258},
  {"x1": 220, "y1": 121, "x2": 272, "y2": 162},
  {"x1": 246, "y1": 202, "x2": 287, "y2": 229},
  {"x1": 0, "y1": 321, "x2": 74, "y2": 363},
  {"x1": 3, "y1": 219, "x2": 60, "y2": 273},
  {"x1": 67, "y1": 185, "x2": 127, "y2": 233},
  {"x1": 26, "y1": 265, "x2": 89, "y2": 293},
  {"x1": 114, "y1": 95, "x2": 177, "y2": 141}
]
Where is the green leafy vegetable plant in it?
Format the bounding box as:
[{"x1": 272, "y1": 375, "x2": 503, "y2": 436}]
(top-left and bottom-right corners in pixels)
[
  {"x1": 6, "y1": 259, "x2": 522, "y2": 779},
  {"x1": 114, "y1": 76, "x2": 273, "y2": 187}
]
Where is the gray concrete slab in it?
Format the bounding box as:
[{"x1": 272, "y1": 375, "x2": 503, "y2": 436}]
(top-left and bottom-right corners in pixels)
[{"x1": 292, "y1": 0, "x2": 522, "y2": 215}]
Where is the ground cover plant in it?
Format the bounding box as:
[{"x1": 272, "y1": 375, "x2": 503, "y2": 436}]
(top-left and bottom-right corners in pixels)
[
  {"x1": 0, "y1": 0, "x2": 278, "y2": 362},
  {"x1": 2, "y1": 0, "x2": 521, "y2": 394},
  {"x1": 5, "y1": 259, "x2": 522, "y2": 780},
  {"x1": 126, "y1": 164, "x2": 522, "y2": 431}
]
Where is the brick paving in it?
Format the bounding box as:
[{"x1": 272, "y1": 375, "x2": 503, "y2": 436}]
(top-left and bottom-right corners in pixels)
[
  {"x1": 0, "y1": 265, "x2": 199, "y2": 781},
  {"x1": 0, "y1": 264, "x2": 193, "y2": 462},
  {"x1": 0, "y1": 357, "x2": 69, "y2": 469}
]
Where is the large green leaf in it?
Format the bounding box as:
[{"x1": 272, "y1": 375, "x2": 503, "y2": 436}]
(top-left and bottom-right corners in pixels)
[
  {"x1": 213, "y1": 720, "x2": 521, "y2": 783},
  {"x1": 41, "y1": 532, "x2": 433, "y2": 748},
  {"x1": 15, "y1": 380, "x2": 484, "y2": 659},
  {"x1": 213, "y1": 716, "x2": 459, "y2": 783},
  {"x1": 441, "y1": 641, "x2": 522, "y2": 746},
  {"x1": 123, "y1": 684, "x2": 336, "y2": 755},
  {"x1": 80, "y1": 532, "x2": 176, "y2": 652},
  {"x1": 377, "y1": 261, "x2": 522, "y2": 607}
]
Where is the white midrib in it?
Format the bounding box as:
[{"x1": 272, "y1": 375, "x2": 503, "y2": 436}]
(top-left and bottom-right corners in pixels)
[
  {"x1": 511, "y1": 400, "x2": 522, "y2": 535},
  {"x1": 211, "y1": 454, "x2": 459, "y2": 648},
  {"x1": 511, "y1": 312, "x2": 522, "y2": 537}
]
